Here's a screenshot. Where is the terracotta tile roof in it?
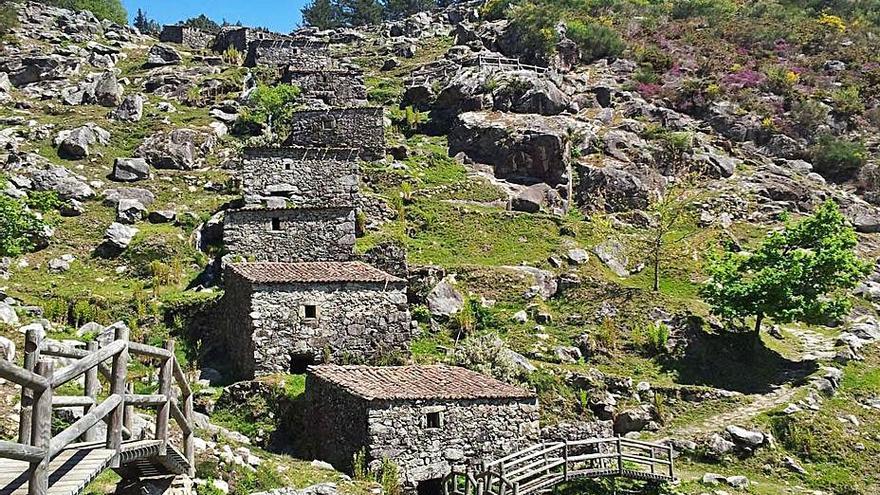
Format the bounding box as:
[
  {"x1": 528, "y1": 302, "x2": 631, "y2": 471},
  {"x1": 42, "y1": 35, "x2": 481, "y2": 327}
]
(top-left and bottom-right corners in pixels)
[
  {"x1": 230, "y1": 262, "x2": 404, "y2": 284},
  {"x1": 308, "y1": 365, "x2": 535, "y2": 401}
]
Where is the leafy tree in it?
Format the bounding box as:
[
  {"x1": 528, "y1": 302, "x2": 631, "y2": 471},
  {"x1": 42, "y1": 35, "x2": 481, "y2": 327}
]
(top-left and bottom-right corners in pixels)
[
  {"x1": 636, "y1": 175, "x2": 702, "y2": 292},
  {"x1": 45, "y1": 0, "x2": 127, "y2": 25},
  {"x1": 700, "y1": 201, "x2": 870, "y2": 335},
  {"x1": 302, "y1": 0, "x2": 342, "y2": 29},
  {"x1": 181, "y1": 14, "x2": 221, "y2": 33},
  {"x1": 338, "y1": 0, "x2": 383, "y2": 26},
  {"x1": 0, "y1": 192, "x2": 50, "y2": 257},
  {"x1": 239, "y1": 83, "x2": 302, "y2": 137},
  {"x1": 0, "y1": 0, "x2": 19, "y2": 36},
  {"x1": 133, "y1": 8, "x2": 160, "y2": 35}
]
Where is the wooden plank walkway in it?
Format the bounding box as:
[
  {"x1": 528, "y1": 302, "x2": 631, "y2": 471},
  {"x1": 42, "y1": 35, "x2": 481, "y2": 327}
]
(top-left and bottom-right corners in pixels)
[{"x1": 0, "y1": 440, "x2": 164, "y2": 495}]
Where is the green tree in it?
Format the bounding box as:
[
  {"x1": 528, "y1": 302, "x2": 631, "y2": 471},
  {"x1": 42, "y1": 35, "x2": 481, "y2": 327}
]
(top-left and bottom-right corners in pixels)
[
  {"x1": 700, "y1": 200, "x2": 870, "y2": 336},
  {"x1": 133, "y1": 8, "x2": 159, "y2": 35},
  {"x1": 637, "y1": 175, "x2": 702, "y2": 292},
  {"x1": 0, "y1": 0, "x2": 19, "y2": 36},
  {"x1": 338, "y1": 0, "x2": 383, "y2": 26},
  {"x1": 0, "y1": 192, "x2": 50, "y2": 257},
  {"x1": 302, "y1": 0, "x2": 342, "y2": 29},
  {"x1": 181, "y1": 14, "x2": 221, "y2": 33},
  {"x1": 240, "y1": 83, "x2": 302, "y2": 137},
  {"x1": 47, "y1": 0, "x2": 127, "y2": 25},
  {"x1": 384, "y1": 0, "x2": 436, "y2": 20}
]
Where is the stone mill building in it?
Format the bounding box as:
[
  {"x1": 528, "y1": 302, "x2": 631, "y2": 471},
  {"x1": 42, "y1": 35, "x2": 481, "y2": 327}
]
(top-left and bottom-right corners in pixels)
[
  {"x1": 220, "y1": 262, "x2": 410, "y2": 378},
  {"x1": 305, "y1": 365, "x2": 540, "y2": 494}
]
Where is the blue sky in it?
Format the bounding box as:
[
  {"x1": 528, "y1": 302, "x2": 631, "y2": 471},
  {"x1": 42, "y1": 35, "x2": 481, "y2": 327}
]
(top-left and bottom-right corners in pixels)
[{"x1": 121, "y1": 0, "x2": 309, "y2": 33}]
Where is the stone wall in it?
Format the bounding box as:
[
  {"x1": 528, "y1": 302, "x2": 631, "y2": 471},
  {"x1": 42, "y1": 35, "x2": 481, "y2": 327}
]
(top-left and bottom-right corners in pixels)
[
  {"x1": 221, "y1": 275, "x2": 411, "y2": 378},
  {"x1": 223, "y1": 207, "x2": 356, "y2": 262},
  {"x1": 217, "y1": 271, "x2": 258, "y2": 379},
  {"x1": 213, "y1": 27, "x2": 281, "y2": 54},
  {"x1": 239, "y1": 148, "x2": 359, "y2": 206},
  {"x1": 367, "y1": 398, "x2": 540, "y2": 488},
  {"x1": 303, "y1": 375, "x2": 371, "y2": 470},
  {"x1": 281, "y1": 69, "x2": 367, "y2": 106},
  {"x1": 159, "y1": 25, "x2": 213, "y2": 49},
  {"x1": 245, "y1": 40, "x2": 333, "y2": 68},
  {"x1": 284, "y1": 108, "x2": 385, "y2": 161}
]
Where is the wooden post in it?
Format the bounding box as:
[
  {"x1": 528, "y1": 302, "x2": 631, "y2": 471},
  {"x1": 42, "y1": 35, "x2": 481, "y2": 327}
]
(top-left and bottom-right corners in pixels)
[
  {"x1": 562, "y1": 441, "x2": 568, "y2": 482},
  {"x1": 155, "y1": 341, "x2": 173, "y2": 456},
  {"x1": 28, "y1": 360, "x2": 53, "y2": 495},
  {"x1": 668, "y1": 446, "x2": 674, "y2": 479},
  {"x1": 650, "y1": 446, "x2": 655, "y2": 474},
  {"x1": 123, "y1": 383, "x2": 134, "y2": 437},
  {"x1": 616, "y1": 437, "x2": 622, "y2": 475},
  {"x1": 183, "y1": 391, "x2": 194, "y2": 476},
  {"x1": 82, "y1": 341, "x2": 98, "y2": 443},
  {"x1": 18, "y1": 328, "x2": 42, "y2": 445},
  {"x1": 106, "y1": 325, "x2": 128, "y2": 466}
]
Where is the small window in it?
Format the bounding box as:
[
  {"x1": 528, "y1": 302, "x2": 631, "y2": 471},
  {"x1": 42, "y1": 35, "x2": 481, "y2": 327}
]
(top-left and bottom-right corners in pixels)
[
  {"x1": 426, "y1": 411, "x2": 442, "y2": 429},
  {"x1": 284, "y1": 163, "x2": 291, "y2": 171},
  {"x1": 304, "y1": 304, "x2": 318, "y2": 320},
  {"x1": 321, "y1": 119, "x2": 337, "y2": 130},
  {"x1": 270, "y1": 217, "x2": 282, "y2": 231}
]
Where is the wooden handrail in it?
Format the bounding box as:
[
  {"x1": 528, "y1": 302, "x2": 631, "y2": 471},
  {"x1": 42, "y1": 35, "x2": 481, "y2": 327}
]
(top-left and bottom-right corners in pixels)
[
  {"x1": 51, "y1": 340, "x2": 126, "y2": 388},
  {"x1": 126, "y1": 394, "x2": 169, "y2": 406},
  {"x1": 170, "y1": 400, "x2": 192, "y2": 436},
  {"x1": 52, "y1": 396, "x2": 96, "y2": 408},
  {"x1": 0, "y1": 359, "x2": 50, "y2": 390},
  {"x1": 129, "y1": 342, "x2": 173, "y2": 360},
  {"x1": 0, "y1": 441, "x2": 46, "y2": 463},
  {"x1": 49, "y1": 394, "x2": 123, "y2": 458}
]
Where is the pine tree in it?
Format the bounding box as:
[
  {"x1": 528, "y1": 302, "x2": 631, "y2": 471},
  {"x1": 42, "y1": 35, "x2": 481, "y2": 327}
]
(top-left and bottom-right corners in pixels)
[
  {"x1": 133, "y1": 8, "x2": 147, "y2": 32},
  {"x1": 383, "y1": 0, "x2": 436, "y2": 20},
  {"x1": 302, "y1": 0, "x2": 342, "y2": 29}
]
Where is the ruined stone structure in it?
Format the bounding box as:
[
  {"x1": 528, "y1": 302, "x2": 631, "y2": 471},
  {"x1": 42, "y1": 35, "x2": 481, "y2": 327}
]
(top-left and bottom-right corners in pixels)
[
  {"x1": 239, "y1": 147, "x2": 359, "y2": 206},
  {"x1": 212, "y1": 26, "x2": 283, "y2": 54},
  {"x1": 223, "y1": 206, "x2": 356, "y2": 262},
  {"x1": 281, "y1": 67, "x2": 368, "y2": 106},
  {"x1": 284, "y1": 107, "x2": 386, "y2": 160},
  {"x1": 159, "y1": 25, "x2": 213, "y2": 49},
  {"x1": 245, "y1": 39, "x2": 333, "y2": 68},
  {"x1": 305, "y1": 365, "x2": 540, "y2": 493},
  {"x1": 220, "y1": 263, "x2": 411, "y2": 378}
]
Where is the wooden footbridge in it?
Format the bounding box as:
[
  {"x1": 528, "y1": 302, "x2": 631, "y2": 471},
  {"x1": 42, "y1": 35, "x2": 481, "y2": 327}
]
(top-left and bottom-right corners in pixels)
[
  {"x1": 444, "y1": 438, "x2": 675, "y2": 495},
  {"x1": 0, "y1": 327, "x2": 194, "y2": 495}
]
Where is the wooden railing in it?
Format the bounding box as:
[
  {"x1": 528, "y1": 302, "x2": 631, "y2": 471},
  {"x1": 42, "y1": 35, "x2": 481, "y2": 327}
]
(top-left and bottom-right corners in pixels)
[
  {"x1": 406, "y1": 56, "x2": 550, "y2": 89},
  {"x1": 0, "y1": 327, "x2": 194, "y2": 495},
  {"x1": 444, "y1": 438, "x2": 674, "y2": 495}
]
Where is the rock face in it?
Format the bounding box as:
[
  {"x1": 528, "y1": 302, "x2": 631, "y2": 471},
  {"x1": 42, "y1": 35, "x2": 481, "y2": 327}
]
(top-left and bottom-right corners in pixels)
[
  {"x1": 30, "y1": 166, "x2": 95, "y2": 200},
  {"x1": 111, "y1": 158, "x2": 150, "y2": 182},
  {"x1": 145, "y1": 44, "x2": 182, "y2": 67},
  {"x1": 449, "y1": 111, "x2": 589, "y2": 185},
  {"x1": 427, "y1": 275, "x2": 465, "y2": 317}
]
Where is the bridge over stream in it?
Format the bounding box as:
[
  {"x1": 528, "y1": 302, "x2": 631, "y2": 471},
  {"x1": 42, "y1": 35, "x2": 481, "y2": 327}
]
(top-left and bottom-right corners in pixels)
[
  {"x1": 444, "y1": 438, "x2": 675, "y2": 495},
  {"x1": 0, "y1": 327, "x2": 194, "y2": 495}
]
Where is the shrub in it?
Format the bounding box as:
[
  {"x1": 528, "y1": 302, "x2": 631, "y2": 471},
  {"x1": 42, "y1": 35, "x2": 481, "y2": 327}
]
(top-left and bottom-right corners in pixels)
[
  {"x1": 565, "y1": 20, "x2": 625, "y2": 63},
  {"x1": 45, "y1": 0, "x2": 127, "y2": 25},
  {"x1": 0, "y1": 1, "x2": 19, "y2": 35},
  {"x1": 790, "y1": 98, "x2": 830, "y2": 135},
  {"x1": 0, "y1": 193, "x2": 51, "y2": 257},
  {"x1": 25, "y1": 190, "x2": 61, "y2": 212},
  {"x1": 238, "y1": 83, "x2": 301, "y2": 137},
  {"x1": 352, "y1": 449, "x2": 372, "y2": 481},
  {"x1": 507, "y1": 1, "x2": 560, "y2": 61},
  {"x1": 481, "y1": 0, "x2": 513, "y2": 20},
  {"x1": 670, "y1": 0, "x2": 736, "y2": 20},
  {"x1": 592, "y1": 317, "x2": 619, "y2": 353},
  {"x1": 812, "y1": 135, "x2": 867, "y2": 182},
  {"x1": 831, "y1": 86, "x2": 865, "y2": 116},
  {"x1": 644, "y1": 322, "x2": 670, "y2": 354},
  {"x1": 453, "y1": 333, "x2": 520, "y2": 382},
  {"x1": 379, "y1": 458, "x2": 402, "y2": 495},
  {"x1": 222, "y1": 46, "x2": 243, "y2": 65}
]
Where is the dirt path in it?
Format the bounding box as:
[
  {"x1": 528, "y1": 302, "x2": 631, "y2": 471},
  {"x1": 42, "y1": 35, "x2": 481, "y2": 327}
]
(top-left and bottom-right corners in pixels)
[{"x1": 669, "y1": 327, "x2": 838, "y2": 439}]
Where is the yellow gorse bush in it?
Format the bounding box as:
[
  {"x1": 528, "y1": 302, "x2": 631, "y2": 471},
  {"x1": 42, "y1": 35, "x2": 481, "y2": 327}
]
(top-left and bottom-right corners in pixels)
[{"x1": 818, "y1": 13, "x2": 846, "y2": 33}]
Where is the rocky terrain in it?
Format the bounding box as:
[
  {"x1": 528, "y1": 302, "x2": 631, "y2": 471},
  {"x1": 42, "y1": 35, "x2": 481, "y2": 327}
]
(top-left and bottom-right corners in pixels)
[{"x1": 2, "y1": 1, "x2": 880, "y2": 494}]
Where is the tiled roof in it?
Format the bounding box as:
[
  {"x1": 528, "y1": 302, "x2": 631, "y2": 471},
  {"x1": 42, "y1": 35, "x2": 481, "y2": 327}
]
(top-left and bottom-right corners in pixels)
[
  {"x1": 308, "y1": 365, "x2": 535, "y2": 401},
  {"x1": 230, "y1": 262, "x2": 404, "y2": 284}
]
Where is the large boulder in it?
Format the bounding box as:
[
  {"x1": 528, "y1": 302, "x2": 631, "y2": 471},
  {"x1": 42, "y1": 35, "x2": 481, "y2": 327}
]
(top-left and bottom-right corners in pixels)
[
  {"x1": 30, "y1": 166, "x2": 95, "y2": 201},
  {"x1": 111, "y1": 158, "x2": 150, "y2": 182},
  {"x1": 449, "y1": 111, "x2": 590, "y2": 185},
  {"x1": 116, "y1": 199, "x2": 147, "y2": 224},
  {"x1": 55, "y1": 124, "x2": 110, "y2": 159},
  {"x1": 725, "y1": 425, "x2": 765, "y2": 448},
  {"x1": 136, "y1": 129, "x2": 214, "y2": 170},
  {"x1": 110, "y1": 94, "x2": 144, "y2": 122},
  {"x1": 104, "y1": 223, "x2": 138, "y2": 250},
  {"x1": 427, "y1": 275, "x2": 465, "y2": 317},
  {"x1": 491, "y1": 71, "x2": 570, "y2": 115},
  {"x1": 8, "y1": 56, "x2": 65, "y2": 87},
  {"x1": 145, "y1": 44, "x2": 182, "y2": 67},
  {"x1": 613, "y1": 407, "x2": 653, "y2": 434},
  {"x1": 93, "y1": 71, "x2": 123, "y2": 107},
  {"x1": 0, "y1": 302, "x2": 19, "y2": 326},
  {"x1": 573, "y1": 160, "x2": 652, "y2": 212},
  {"x1": 103, "y1": 187, "x2": 156, "y2": 208}
]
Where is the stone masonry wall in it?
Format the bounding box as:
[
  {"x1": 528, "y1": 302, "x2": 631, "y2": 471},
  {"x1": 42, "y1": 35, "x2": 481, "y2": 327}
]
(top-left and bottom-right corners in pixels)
[
  {"x1": 239, "y1": 148, "x2": 359, "y2": 206},
  {"x1": 159, "y1": 25, "x2": 213, "y2": 49},
  {"x1": 246, "y1": 40, "x2": 333, "y2": 68},
  {"x1": 284, "y1": 108, "x2": 385, "y2": 161},
  {"x1": 303, "y1": 375, "x2": 371, "y2": 471},
  {"x1": 281, "y1": 69, "x2": 367, "y2": 106},
  {"x1": 223, "y1": 207, "x2": 356, "y2": 262},
  {"x1": 247, "y1": 281, "x2": 411, "y2": 374},
  {"x1": 367, "y1": 398, "x2": 541, "y2": 488},
  {"x1": 217, "y1": 272, "x2": 257, "y2": 379}
]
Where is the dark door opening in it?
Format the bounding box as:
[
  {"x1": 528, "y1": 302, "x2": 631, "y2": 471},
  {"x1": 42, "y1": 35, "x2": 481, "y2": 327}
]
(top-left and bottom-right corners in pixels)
[
  {"x1": 417, "y1": 478, "x2": 444, "y2": 495},
  {"x1": 290, "y1": 353, "x2": 314, "y2": 374}
]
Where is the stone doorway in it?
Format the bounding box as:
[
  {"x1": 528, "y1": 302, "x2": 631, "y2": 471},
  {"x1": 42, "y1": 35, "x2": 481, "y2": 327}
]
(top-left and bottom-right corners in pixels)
[
  {"x1": 290, "y1": 352, "x2": 314, "y2": 374},
  {"x1": 417, "y1": 478, "x2": 444, "y2": 495}
]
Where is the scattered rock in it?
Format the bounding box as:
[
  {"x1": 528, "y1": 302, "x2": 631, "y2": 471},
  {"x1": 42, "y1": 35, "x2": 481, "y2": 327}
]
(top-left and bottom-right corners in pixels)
[
  {"x1": 0, "y1": 336, "x2": 15, "y2": 361},
  {"x1": 593, "y1": 240, "x2": 629, "y2": 277},
  {"x1": 116, "y1": 199, "x2": 147, "y2": 224},
  {"x1": 725, "y1": 425, "x2": 765, "y2": 448},
  {"x1": 55, "y1": 124, "x2": 110, "y2": 159},
  {"x1": 145, "y1": 44, "x2": 182, "y2": 67},
  {"x1": 111, "y1": 94, "x2": 144, "y2": 122},
  {"x1": 111, "y1": 158, "x2": 150, "y2": 182},
  {"x1": 0, "y1": 302, "x2": 19, "y2": 326},
  {"x1": 148, "y1": 210, "x2": 176, "y2": 223},
  {"x1": 104, "y1": 222, "x2": 138, "y2": 250},
  {"x1": 427, "y1": 275, "x2": 464, "y2": 317},
  {"x1": 567, "y1": 248, "x2": 589, "y2": 265}
]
